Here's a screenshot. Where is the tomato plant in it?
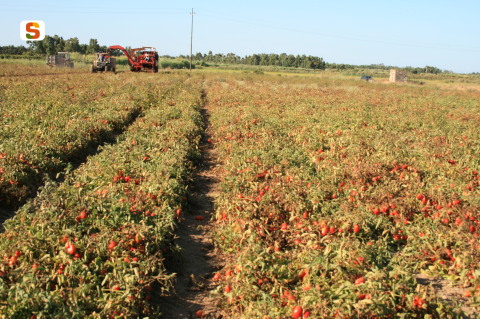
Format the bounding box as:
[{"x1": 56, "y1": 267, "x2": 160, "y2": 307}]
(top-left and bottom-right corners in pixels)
[
  {"x1": 0, "y1": 68, "x2": 204, "y2": 317},
  {"x1": 205, "y1": 72, "x2": 479, "y2": 318}
]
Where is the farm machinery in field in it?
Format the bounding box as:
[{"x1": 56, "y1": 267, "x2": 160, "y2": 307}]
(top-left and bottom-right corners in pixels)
[
  {"x1": 46, "y1": 52, "x2": 74, "y2": 68},
  {"x1": 107, "y1": 45, "x2": 159, "y2": 73},
  {"x1": 91, "y1": 52, "x2": 116, "y2": 73}
]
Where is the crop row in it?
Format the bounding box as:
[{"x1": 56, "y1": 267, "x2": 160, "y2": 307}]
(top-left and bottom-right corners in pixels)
[
  {"x1": 0, "y1": 61, "x2": 87, "y2": 77},
  {"x1": 206, "y1": 74, "x2": 480, "y2": 318},
  {"x1": 0, "y1": 78, "x2": 204, "y2": 318},
  {"x1": 0, "y1": 72, "x2": 182, "y2": 207}
]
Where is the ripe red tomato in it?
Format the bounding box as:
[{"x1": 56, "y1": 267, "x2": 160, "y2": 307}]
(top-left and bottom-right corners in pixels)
[
  {"x1": 353, "y1": 224, "x2": 361, "y2": 233},
  {"x1": 196, "y1": 310, "x2": 203, "y2": 318},
  {"x1": 76, "y1": 210, "x2": 88, "y2": 221},
  {"x1": 8, "y1": 256, "x2": 18, "y2": 267},
  {"x1": 284, "y1": 291, "x2": 296, "y2": 301},
  {"x1": 413, "y1": 295, "x2": 426, "y2": 307},
  {"x1": 455, "y1": 218, "x2": 462, "y2": 226},
  {"x1": 302, "y1": 284, "x2": 312, "y2": 291},
  {"x1": 321, "y1": 227, "x2": 329, "y2": 237},
  {"x1": 354, "y1": 277, "x2": 365, "y2": 285},
  {"x1": 224, "y1": 285, "x2": 232, "y2": 293},
  {"x1": 291, "y1": 306, "x2": 303, "y2": 319},
  {"x1": 57, "y1": 267, "x2": 64, "y2": 274},
  {"x1": 108, "y1": 240, "x2": 118, "y2": 251},
  {"x1": 299, "y1": 269, "x2": 307, "y2": 280},
  {"x1": 65, "y1": 243, "x2": 76, "y2": 255}
]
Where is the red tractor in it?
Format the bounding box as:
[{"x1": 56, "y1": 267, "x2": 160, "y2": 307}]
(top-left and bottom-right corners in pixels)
[{"x1": 108, "y1": 45, "x2": 159, "y2": 73}]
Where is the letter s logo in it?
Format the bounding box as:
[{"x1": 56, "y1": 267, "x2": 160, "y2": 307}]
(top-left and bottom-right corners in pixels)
[
  {"x1": 20, "y1": 21, "x2": 45, "y2": 41},
  {"x1": 26, "y1": 22, "x2": 40, "y2": 39}
]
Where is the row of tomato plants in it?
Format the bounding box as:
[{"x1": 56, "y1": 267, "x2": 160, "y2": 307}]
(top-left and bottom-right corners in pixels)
[
  {"x1": 0, "y1": 60, "x2": 87, "y2": 77},
  {"x1": 0, "y1": 72, "x2": 179, "y2": 207},
  {"x1": 205, "y1": 73, "x2": 479, "y2": 318},
  {"x1": 0, "y1": 77, "x2": 204, "y2": 317}
]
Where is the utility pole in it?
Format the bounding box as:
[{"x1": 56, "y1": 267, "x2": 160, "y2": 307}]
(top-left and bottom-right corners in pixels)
[{"x1": 190, "y1": 8, "x2": 195, "y2": 71}]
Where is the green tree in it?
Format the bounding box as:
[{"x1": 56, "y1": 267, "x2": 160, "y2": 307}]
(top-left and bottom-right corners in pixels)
[
  {"x1": 86, "y1": 39, "x2": 100, "y2": 54},
  {"x1": 52, "y1": 35, "x2": 65, "y2": 52},
  {"x1": 64, "y1": 37, "x2": 80, "y2": 52},
  {"x1": 43, "y1": 36, "x2": 56, "y2": 55},
  {"x1": 279, "y1": 53, "x2": 287, "y2": 67}
]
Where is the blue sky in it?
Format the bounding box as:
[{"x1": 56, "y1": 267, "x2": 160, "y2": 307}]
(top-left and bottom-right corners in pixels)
[{"x1": 1, "y1": 0, "x2": 479, "y2": 73}]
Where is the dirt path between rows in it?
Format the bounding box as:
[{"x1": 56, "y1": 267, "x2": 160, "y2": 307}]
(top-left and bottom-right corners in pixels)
[
  {"x1": 0, "y1": 206, "x2": 14, "y2": 231},
  {"x1": 158, "y1": 96, "x2": 224, "y2": 318}
]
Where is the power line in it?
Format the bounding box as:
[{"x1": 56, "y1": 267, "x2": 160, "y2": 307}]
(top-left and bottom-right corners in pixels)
[
  {"x1": 0, "y1": 7, "x2": 186, "y2": 15},
  {"x1": 190, "y1": 8, "x2": 195, "y2": 71},
  {"x1": 200, "y1": 11, "x2": 480, "y2": 53}
]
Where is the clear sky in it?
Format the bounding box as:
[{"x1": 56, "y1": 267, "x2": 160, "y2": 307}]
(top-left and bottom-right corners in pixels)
[{"x1": 1, "y1": 0, "x2": 479, "y2": 73}]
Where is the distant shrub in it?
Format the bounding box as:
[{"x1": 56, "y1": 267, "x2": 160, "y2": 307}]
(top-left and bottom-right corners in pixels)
[{"x1": 160, "y1": 59, "x2": 192, "y2": 69}]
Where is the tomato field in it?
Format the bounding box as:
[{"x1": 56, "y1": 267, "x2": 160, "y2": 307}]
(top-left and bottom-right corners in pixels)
[
  {"x1": 0, "y1": 63, "x2": 479, "y2": 318},
  {"x1": 206, "y1": 74, "x2": 480, "y2": 318},
  {"x1": 1, "y1": 67, "x2": 204, "y2": 317}
]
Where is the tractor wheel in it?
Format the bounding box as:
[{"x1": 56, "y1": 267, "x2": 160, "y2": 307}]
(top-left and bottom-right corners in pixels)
[
  {"x1": 154, "y1": 65, "x2": 158, "y2": 73},
  {"x1": 112, "y1": 68, "x2": 116, "y2": 74},
  {"x1": 104, "y1": 66, "x2": 108, "y2": 72}
]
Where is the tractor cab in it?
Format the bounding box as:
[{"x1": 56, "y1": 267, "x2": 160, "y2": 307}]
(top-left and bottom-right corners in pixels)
[
  {"x1": 97, "y1": 53, "x2": 110, "y2": 62},
  {"x1": 91, "y1": 52, "x2": 116, "y2": 73}
]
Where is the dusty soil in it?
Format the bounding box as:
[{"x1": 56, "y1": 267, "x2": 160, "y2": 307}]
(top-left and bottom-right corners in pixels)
[
  {"x1": 416, "y1": 273, "x2": 478, "y2": 318},
  {"x1": 158, "y1": 104, "x2": 225, "y2": 318}
]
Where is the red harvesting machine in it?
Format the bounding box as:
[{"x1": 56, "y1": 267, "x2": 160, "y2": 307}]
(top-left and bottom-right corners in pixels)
[{"x1": 108, "y1": 45, "x2": 159, "y2": 73}]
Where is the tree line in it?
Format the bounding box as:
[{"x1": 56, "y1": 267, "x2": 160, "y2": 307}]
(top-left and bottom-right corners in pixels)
[
  {"x1": 1, "y1": 35, "x2": 446, "y2": 73},
  {"x1": 0, "y1": 36, "x2": 107, "y2": 55},
  {"x1": 180, "y1": 52, "x2": 327, "y2": 70},
  {"x1": 325, "y1": 62, "x2": 444, "y2": 74}
]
